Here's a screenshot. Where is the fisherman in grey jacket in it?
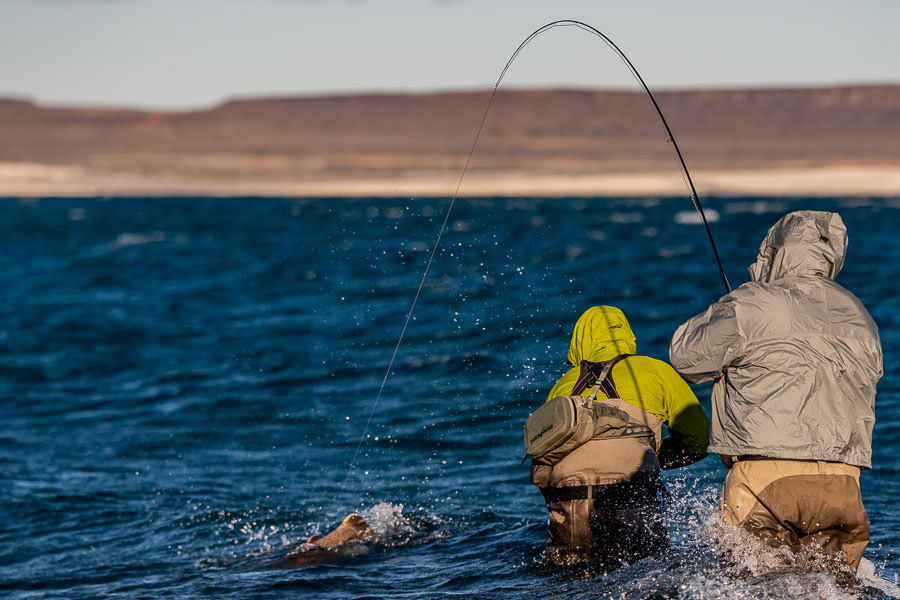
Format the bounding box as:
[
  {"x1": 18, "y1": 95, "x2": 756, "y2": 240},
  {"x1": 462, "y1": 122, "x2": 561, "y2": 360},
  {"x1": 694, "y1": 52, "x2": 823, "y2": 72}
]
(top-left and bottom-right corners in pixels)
[{"x1": 669, "y1": 210, "x2": 882, "y2": 574}]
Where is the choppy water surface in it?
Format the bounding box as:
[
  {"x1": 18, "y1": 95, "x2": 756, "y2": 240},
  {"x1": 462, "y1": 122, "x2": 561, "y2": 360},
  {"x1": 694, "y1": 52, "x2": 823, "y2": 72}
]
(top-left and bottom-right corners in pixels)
[{"x1": 1, "y1": 196, "x2": 898, "y2": 599}]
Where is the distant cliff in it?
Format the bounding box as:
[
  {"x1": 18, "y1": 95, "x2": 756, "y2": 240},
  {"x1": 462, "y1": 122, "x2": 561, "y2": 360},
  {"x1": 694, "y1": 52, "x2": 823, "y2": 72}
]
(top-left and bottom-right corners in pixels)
[{"x1": 1, "y1": 86, "x2": 899, "y2": 196}]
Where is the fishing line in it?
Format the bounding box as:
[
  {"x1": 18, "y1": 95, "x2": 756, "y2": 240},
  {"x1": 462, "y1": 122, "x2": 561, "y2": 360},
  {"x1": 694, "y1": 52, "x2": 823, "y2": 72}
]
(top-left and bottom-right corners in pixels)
[
  {"x1": 334, "y1": 97, "x2": 497, "y2": 500},
  {"x1": 335, "y1": 19, "x2": 731, "y2": 502}
]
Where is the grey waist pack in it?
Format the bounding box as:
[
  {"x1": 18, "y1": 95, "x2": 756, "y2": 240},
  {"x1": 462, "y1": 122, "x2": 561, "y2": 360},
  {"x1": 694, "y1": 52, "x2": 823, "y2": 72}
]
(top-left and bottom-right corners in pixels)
[
  {"x1": 523, "y1": 393, "x2": 632, "y2": 466},
  {"x1": 524, "y1": 356, "x2": 638, "y2": 467}
]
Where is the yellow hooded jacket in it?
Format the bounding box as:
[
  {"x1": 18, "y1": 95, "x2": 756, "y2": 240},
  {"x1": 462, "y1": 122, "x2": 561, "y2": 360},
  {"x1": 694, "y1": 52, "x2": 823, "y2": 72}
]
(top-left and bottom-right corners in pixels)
[{"x1": 547, "y1": 306, "x2": 710, "y2": 467}]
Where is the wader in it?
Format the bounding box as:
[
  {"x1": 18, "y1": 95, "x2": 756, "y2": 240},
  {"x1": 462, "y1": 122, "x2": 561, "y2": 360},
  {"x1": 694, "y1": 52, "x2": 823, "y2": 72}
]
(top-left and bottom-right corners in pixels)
[
  {"x1": 532, "y1": 355, "x2": 668, "y2": 565},
  {"x1": 721, "y1": 457, "x2": 869, "y2": 573}
]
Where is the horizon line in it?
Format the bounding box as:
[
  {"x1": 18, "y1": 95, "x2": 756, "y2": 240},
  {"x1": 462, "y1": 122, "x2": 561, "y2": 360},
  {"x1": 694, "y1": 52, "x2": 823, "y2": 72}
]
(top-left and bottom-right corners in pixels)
[{"x1": 4, "y1": 80, "x2": 900, "y2": 113}]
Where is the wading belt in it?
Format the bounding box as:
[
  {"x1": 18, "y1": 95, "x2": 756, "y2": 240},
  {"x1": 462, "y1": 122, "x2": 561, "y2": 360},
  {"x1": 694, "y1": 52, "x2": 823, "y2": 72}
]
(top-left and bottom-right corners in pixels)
[
  {"x1": 541, "y1": 471, "x2": 668, "y2": 503},
  {"x1": 730, "y1": 455, "x2": 836, "y2": 464}
]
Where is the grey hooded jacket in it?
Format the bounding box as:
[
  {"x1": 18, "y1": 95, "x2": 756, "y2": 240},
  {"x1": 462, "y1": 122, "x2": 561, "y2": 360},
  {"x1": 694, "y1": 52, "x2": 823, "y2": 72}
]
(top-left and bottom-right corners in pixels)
[{"x1": 669, "y1": 211, "x2": 882, "y2": 468}]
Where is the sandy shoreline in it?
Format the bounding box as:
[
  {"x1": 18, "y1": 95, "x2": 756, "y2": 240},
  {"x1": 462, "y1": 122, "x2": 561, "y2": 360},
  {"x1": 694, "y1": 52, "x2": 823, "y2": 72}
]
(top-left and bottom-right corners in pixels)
[
  {"x1": 4, "y1": 87, "x2": 899, "y2": 199},
  {"x1": 1, "y1": 162, "x2": 898, "y2": 198}
]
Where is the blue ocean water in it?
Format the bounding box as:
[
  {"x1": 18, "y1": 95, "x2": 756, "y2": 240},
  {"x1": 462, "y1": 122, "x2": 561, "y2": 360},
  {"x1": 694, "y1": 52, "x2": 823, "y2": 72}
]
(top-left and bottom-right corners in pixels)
[{"x1": 1, "y1": 195, "x2": 898, "y2": 599}]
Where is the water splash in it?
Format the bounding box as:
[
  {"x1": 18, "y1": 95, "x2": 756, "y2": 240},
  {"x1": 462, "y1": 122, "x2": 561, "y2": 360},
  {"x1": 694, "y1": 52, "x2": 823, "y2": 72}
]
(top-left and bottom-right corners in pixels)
[
  {"x1": 195, "y1": 501, "x2": 447, "y2": 571},
  {"x1": 359, "y1": 501, "x2": 418, "y2": 539},
  {"x1": 857, "y1": 559, "x2": 900, "y2": 598},
  {"x1": 566, "y1": 474, "x2": 900, "y2": 600},
  {"x1": 684, "y1": 509, "x2": 899, "y2": 599},
  {"x1": 360, "y1": 501, "x2": 450, "y2": 547}
]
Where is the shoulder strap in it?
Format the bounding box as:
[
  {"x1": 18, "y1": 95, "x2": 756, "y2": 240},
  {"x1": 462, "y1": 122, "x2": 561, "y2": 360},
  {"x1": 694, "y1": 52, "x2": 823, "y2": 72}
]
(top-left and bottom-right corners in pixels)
[{"x1": 575, "y1": 354, "x2": 633, "y2": 399}]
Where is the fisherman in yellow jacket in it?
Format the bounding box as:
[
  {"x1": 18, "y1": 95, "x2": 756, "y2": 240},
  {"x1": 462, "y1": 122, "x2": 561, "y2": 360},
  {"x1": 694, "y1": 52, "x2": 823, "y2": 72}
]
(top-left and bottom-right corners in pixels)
[{"x1": 533, "y1": 305, "x2": 710, "y2": 566}]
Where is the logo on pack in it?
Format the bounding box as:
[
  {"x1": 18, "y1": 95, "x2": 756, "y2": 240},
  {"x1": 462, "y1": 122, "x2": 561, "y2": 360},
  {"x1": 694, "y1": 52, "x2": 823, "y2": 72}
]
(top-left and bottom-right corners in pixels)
[{"x1": 529, "y1": 424, "x2": 554, "y2": 445}]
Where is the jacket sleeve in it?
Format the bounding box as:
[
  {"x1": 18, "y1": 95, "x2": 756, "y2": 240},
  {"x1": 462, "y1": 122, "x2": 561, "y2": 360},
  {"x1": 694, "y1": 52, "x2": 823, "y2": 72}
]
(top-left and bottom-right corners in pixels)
[
  {"x1": 669, "y1": 298, "x2": 743, "y2": 384},
  {"x1": 656, "y1": 361, "x2": 711, "y2": 468}
]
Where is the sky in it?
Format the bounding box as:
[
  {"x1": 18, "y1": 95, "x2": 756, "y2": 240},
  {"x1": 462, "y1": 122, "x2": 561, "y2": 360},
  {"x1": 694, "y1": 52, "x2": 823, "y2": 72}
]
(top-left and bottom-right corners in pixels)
[{"x1": 1, "y1": 0, "x2": 899, "y2": 110}]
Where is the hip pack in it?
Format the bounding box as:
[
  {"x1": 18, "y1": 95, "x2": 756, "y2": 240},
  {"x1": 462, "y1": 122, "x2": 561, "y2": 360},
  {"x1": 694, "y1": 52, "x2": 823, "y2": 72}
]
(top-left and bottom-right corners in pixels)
[
  {"x1": 523, "y1": 355, "x2": 636, "y2": 465},
  {"x1": 523, "y1": 393, "x2": 633, "y2": 463}
]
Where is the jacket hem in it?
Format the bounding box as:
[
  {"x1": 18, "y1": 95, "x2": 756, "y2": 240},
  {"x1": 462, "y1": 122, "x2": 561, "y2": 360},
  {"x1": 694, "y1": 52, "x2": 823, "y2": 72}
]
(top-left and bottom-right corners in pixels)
[{"x1": 706, "y1": 446, "x2": 871, "y2": 470}]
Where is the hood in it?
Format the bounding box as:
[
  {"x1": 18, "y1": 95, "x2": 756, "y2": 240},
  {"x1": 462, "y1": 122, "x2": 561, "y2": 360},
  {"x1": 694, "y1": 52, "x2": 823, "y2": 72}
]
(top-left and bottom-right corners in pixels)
[
  {"x1": 747, "y1": 210, "x2": 848, "y2": 283},
  {"x1": 566, "y1": 306, "x2": 637, "y2": 366}
]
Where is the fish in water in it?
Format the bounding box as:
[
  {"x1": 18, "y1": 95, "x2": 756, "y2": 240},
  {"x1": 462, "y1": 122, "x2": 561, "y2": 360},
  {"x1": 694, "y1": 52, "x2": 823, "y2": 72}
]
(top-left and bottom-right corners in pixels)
[{"x1": 270, "y1": 513, "x2": 374, "y2": 569}]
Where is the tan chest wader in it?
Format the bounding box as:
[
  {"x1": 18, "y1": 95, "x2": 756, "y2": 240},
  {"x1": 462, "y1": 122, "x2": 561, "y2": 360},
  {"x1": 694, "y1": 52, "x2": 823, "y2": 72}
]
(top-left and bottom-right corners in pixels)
[{"x1": 524, "y1": 354, "x2": 668, "y2": 565}]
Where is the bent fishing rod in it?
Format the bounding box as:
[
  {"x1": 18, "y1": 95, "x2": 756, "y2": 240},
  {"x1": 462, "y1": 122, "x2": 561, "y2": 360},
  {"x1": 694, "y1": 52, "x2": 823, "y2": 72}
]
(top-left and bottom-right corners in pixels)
[
  {"x1": 495, "y1": 20, "x2": 731, "y2": 293},
  {"x1": 335, "y1": 21, "x2": 731, "y2": 501}
]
